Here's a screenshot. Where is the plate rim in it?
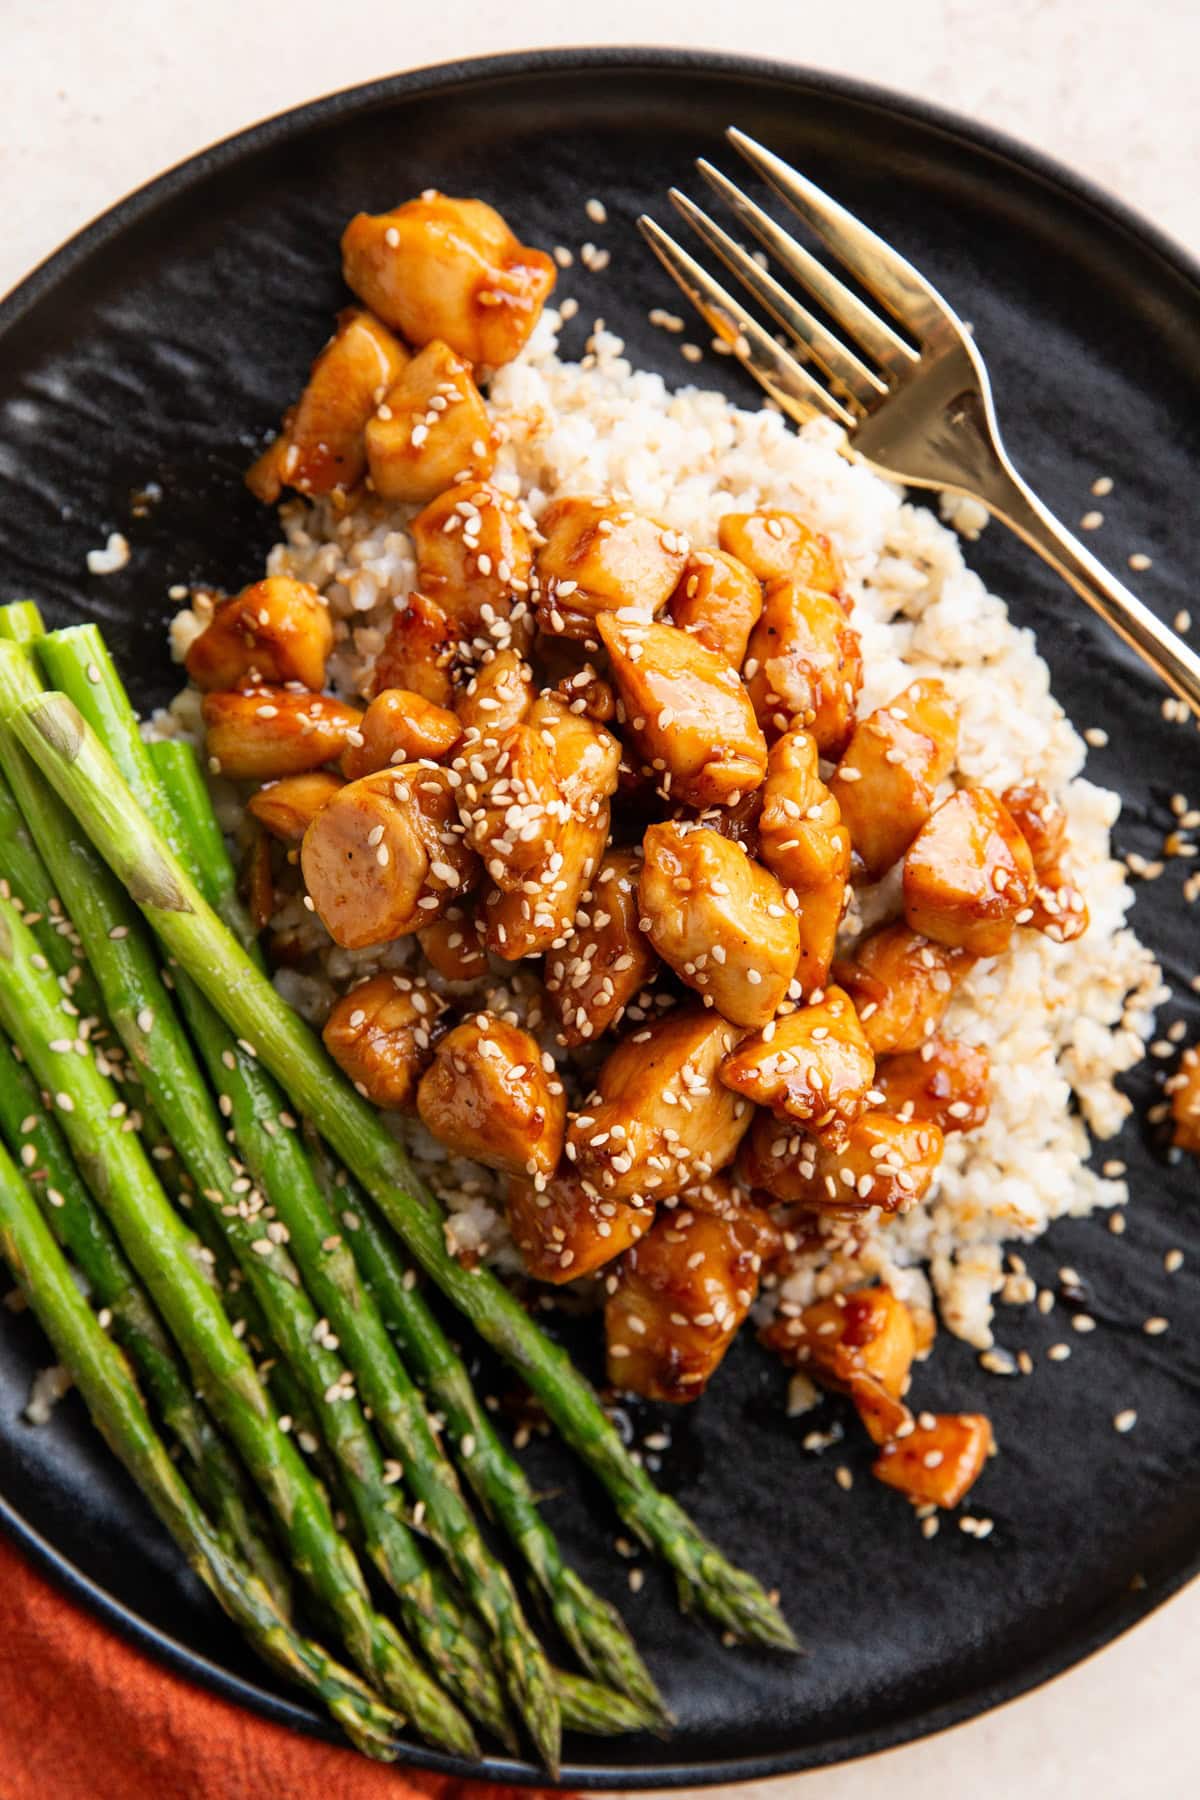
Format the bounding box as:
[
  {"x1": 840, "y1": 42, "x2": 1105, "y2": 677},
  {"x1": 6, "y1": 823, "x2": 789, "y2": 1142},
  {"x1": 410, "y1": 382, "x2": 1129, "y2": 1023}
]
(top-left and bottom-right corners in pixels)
[{"x1": 1, "y1": 43, "x2": 1198, "y2": 1789}]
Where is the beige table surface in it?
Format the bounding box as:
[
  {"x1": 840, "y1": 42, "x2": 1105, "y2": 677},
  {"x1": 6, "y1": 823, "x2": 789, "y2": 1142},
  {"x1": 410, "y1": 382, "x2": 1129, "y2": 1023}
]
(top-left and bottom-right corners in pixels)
[{"x1": 2, "y1": 4, "x2": 1197, "y2": 1797}]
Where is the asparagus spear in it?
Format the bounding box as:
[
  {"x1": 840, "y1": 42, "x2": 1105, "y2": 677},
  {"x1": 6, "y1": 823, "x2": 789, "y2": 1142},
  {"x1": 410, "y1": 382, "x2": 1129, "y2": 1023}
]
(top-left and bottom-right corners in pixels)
[
  {"x1": 16, "y1": 680, "x2": 795, "y2": 1653},
  {"x1": 0, "y1": 1130, "x2": 402, "y2": 1760},
  {"x1": 0, "y1": 885, "x2": 476, "y2": 1756},
  {"x1": 0, "y1": 600, "x2": 46, "y2": 646}
]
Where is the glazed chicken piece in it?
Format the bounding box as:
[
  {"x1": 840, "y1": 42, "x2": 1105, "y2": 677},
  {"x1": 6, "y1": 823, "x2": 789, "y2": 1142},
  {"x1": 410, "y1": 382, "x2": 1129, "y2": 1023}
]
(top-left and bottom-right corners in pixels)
[
  {"x1": 757, "y1": 728, "x2": 851, "y2": 994},
  {"x1": 341, "y1": 687, "x2": 463, "y2": 779},
  {"x1": 874, "y1": 1035, "x2": 990, "y2": 1134},
  {"x1": 552, "y1": 663, "x2": 616, "y2": 724},
  {"x1": 873, "y1": 1413, "x2": 993, "y2": 1508},
  {"x1": 300, "y1": 765, "x2": 479, "y2": 948},
  {"x1": 535, "y1": 499, "x2": 688, "y2": 640},
  {"x1": 411, "y1": 481, "x2": 534, "y2": 636},
  {"x1": 639, "y1": 822, "x2": 800, "y2": 1029},
  {"x1": 565, "y1": 1008, "x2": 752, "y2": 1204},
  {"x1": 738, "y1": 1107, "x2": 943, "y2": 1214},
  {"x1": 545, "y1": 848, "x2": 658, "y2": 1047},
  {"x1": 364, "y1": 340, "x2": 495, "y2": 505},
  {"x1": 833, "y1": 921, "x2": 973, "y2": 1056},
  {"x1": 1168, "y1": 1045, "x2": 1200, "y2": 1155},
  {"x1": 416, "y1": 1013, "x2": 566, "y2": 1179},
  {"x1": 245, "y1": 309, "x2": 410, "y2": 502},
  {"x1": 247, "y1": 770, "x2": 343, "y2": 843},
  {"x1": 455, "y1": 647, "x2": 535, "y2": 735},
  {"x1": 830, "y1": 679, "x2": 960, "y2": 881},
  {"x1": 597, "y1": 613, "x2": 768, "y2": 806},
  {"x1": 483, "y1": 805, "x2": 611, "y2": 961},
  {"x1": 417, "y1": 905, "x2": 490, "y2": 983},
  {"x1": 322, "y1": 973, "x2": 447, "y2": 1109},
  {"x1": 1001, "y1": 780, "x2": 1089, "y2": 944},
  {"x1": 203, "y1": 688, "x2": 363, "y2": 780},
  {"x1": 903, "y1": 787, "x2": 1035, "y2": 957},
  {"x1": 186, "y1": 578, "x2": 333, "y2": 693},
  {"x1": 605, "y1": 1180, "x2": 778, "y2": 1401},
  {"x1": 717, "y1": 509, "x2": 846, "y2": 599},
  {"x1": 744, "y1": 578, "x2": 862, "y2": 758},
  {"x1": 720, "y1": 985, "x2": 876, "y2": 1136},
  {"x1": 459, "y1": 721, "x2": 562, "y2": 889},
  {"x1": 370, "y1": 592, "x2": 459, "y2": 706},
  {"x1": 667, "y1": 549, "x2": 763, "y2": 669},
  {"x1": 761, "y1": 1285, "x2": 918, "y2": 1445},
  {"x1": 506, "y1": 1166, "x2": 654, "y2": 1284},
  {"x1": 341, "y1": 193, "x2": 556, "y2": 367}
]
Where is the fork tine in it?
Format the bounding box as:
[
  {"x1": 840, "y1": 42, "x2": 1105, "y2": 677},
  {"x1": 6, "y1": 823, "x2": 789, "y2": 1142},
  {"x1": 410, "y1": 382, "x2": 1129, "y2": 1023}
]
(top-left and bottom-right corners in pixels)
[
  {"x1": 670, "y1": 184, "x2": 885, "y2": 410},
  {"x1": 637, "y1": 215, "x2": 855, "y2": 429},
  {"x1": 727, "y1": 128, "x2": 958, "y2": 348},
  {"x1": 696, "y1": 159, "x2": 914, "y2": 381}
]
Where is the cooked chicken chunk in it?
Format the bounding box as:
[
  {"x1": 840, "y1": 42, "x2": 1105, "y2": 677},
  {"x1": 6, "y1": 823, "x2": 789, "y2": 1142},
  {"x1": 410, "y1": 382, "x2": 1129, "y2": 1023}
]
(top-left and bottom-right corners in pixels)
[
  {"x1": 1001, "y1": 780, "x2": 1089, "y2": 944},
  {"x1": 874, "y1": 1035, "x2": 990, "y2": 1134},
  {"x1": 830, "y1": 679, "x2": 960, "y2": 880},
  {"x1": 640, "y1": 822, "x2": 800, "y2": 1028},
  {"x1": 370, "y1": 592, "x2": 459, "y2": 706},
  {"x1": 417, "y1": 905, "x2": 490, "y2": 983},
  {"x1": 720, "y1": 985, "x2": 875, "y2": 1135},
  {"x1": 1168, "y1": 1045, "x2": 1200, "y2": 1156},
  {"x1": 667, "y1": 549, "x2": 763, "y2": 669},
  {"x1": 341, "y1": 687, "x2": 463, "y2": 780},
  {"x1": 597, "y1": 613, "x2": 768, "y2": 806},
  {"x1": 873, "y1": 1413, "x2": 993, "y2": 1508},
  {"x1": 365, "y1": 341, "x2": 494, "y2": 504},
  {"x1": 757, "y1": 728, "x2": 850, "y2": 994},
  {"x1": 605, "y1": 1181, "x2": 777, "y2": 1401},
  {"x1": 416, "y1": 1014, "x2": 566, "y2": 1178},
  {"x1": 833, "y1": 922, "x2": 974, "y2": 1055},
  {"x1": 300, "y1": 765, "x2": 479, "y2": 948},
  {"x1": 545, "y1": 848, "x2": 657, "y2": 1046},
  {"x1": 483, "y1": 806, "x2": 611, "y2": 961},
  {"x1": 717, "y1": 509, "x2": 845, "y2": 599},
  {"x1": 760, "y1": 1285, "x2": 917, "y2": 1445},
  {"x1": 341, "y1": 193, "x2": 556, "y2": 367},
  {"x1": 455, "y1": 647, "x2": 535, "y2": 735},
  {"x1": 460, "y1": 721, "x2": 562, "y2": 890},
  {"x1": 745, "y1": 578, "x2": 862, "y2": 757},
  {"x1": 186, "y1": 578, "x2": 333, "y2": 693},
  {"x1": 506, "y1": 1167, "x2": 653, "y2": 1285},
  {"x1": 322, "y1": 973, "x2": 447, "y2": 1109},
  {"x1": 565, "y1": 1008, "x2": 752, "y2": 1204},
  {"x1": 411, "y1": 481, "x2": 534, "y2": 636},
  {"x1": 552, "y1": 663, "x2": 616, "y2": 724},
  {"x1": 535, "y1": 499, "x2": 687, "y2": 639},
  {"x1": 738, "y1": 1107, "x2": 942, "y2": 1213},
  {"x1": 203, "y1": 687, "x2": 363, "y2": 780},
  {"x1": 247, "y1": 770, "x2": 343, "y2": 843},
  {"x1": 903, "y1": 787, "x2": 1035, "y2": 957}
]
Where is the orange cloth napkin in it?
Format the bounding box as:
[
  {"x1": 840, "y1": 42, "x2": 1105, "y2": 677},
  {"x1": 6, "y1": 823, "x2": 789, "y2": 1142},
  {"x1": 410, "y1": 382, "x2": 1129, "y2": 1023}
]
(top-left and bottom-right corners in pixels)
[{"x1": 0, "y1": 1534, "x2": 558, "y2": 1800}]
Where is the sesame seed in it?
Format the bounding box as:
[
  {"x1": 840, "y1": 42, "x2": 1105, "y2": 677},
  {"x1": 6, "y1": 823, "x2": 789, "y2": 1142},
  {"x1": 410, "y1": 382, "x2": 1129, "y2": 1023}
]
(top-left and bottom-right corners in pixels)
[
  {"x1": 1143, "y1": 1316, "x2": 1169, "y2": 1336},
  {"x1": 1128, "y1": 552, "x2": 1152, "y2": 571},
  {"x1": 1113, "y1": 1409, "x2": 1138, "y2": 1433}
]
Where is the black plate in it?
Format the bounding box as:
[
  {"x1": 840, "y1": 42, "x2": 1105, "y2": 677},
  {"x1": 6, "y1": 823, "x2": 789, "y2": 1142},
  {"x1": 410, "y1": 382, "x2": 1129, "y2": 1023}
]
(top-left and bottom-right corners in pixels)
[{"x1": 1, "y1": 48, "x2": 1198, "y2": 1789}]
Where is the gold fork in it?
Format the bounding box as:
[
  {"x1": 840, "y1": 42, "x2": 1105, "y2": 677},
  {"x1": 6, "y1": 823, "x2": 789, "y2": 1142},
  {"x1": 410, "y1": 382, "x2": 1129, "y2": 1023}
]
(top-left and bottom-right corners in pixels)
[{"x1": 639, "y1": 128, "x2": 1200, "y2": 718}]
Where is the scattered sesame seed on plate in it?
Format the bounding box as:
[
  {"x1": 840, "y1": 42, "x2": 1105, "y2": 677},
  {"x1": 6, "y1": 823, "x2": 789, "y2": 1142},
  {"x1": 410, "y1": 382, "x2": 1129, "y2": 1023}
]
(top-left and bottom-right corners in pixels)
[
  {"x1": 1113, "y1": 1409, "x2": 1138, "y2": 1433},
  {"x1": 1128, "y1": 551, "x2": 1153, "y2": 571}
]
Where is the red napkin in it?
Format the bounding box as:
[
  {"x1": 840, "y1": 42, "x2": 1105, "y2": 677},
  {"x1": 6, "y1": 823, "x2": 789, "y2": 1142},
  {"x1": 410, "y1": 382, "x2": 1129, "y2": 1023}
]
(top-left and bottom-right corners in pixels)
[{"x1": 0, "y1": 1535, "x2": 559, "y2": 1799}]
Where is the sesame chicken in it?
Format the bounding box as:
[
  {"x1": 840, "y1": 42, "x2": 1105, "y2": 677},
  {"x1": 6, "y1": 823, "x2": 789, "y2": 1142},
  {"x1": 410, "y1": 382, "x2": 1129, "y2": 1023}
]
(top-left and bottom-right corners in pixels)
[
  {"x1": 760, "y1": 1286, "x2": 917, "y2": 1445},
  {"x1": 483, "y1": 804, "x2": 612, "y2": 961},
  {"x1": 202, "y1": 687, "x2": 363, "y2": 780},
  {"x1": 874, "y1": 1035, "x2": 990, "y2": 1134},
  {"x1": 903, "y1": 787, "x2": 1035, "y2": 957},
  {"x1": 300, "y1": 765, "x2": 479, "y2": 948},
  {"x1": 744, "y1": 578, "x2": 862, "y2": 757},
  {"x1": 247, "y1": 770, "x2": 344, "y2": 843},
  {"x1": 455, "y1": 647, "x2": 535, "y2": 735},
  {"x1": 1001, "y1": 781, "x2": 1090, "y2": 944},
  {"x1": 1167, "y1": 1045, "x2": 1200, "y2": 1155},
  {"x1": 833, "y1": 921, "x2": 974, "y2": 1056},
  {"x1": 535, "y1": 499, "x2": 688, "y2": 639},
  {"x1": 667, "y1": 549, "x2": 763, "y2": 669},
  {"x1": 461, "y1": 721, "x2": 562, "y2": 890},
  {"x1": 597, "y1": 612, "x2": 768, "y2": 806},
  {"x1": 417, "y1": 905, "x2": 490, "y2": 983},
  {"x1": 410, "y1": 481, "x2": 533, "y2": 636},
  {"x1": 757, "y1": 728, "x2": 850, "y2": 994},
  {"x1": 639, "y1": 822, "x2": 800, "y2": 1028},
  {"x1": 717, "y1": 509, "x2": 846, "y2": 600},
  {"x1": 341, "y1": 687, "x2": 463, "y2": 779},
  {"x1": 370, "y1": 592, "x2": 459, "y2": 705},
  {"x1": 364, "y1": 340, "x2": 495, "y2": 505},
  {"x1": 720, "y1": 985, "x2": 875, "y2": 1137},
  {"x1": 322, "y1": 973, "x2": 447, "y2": 1109},
  {"x1": 416, "y1": 1014, "x2": 566, "y2": 1179},
  {"x1": 830, "y1": 679, "x2": 960, "y2": 880},
  {"x1": 506, "y1": 1167, "x2": 654, "y2": 1285},
  {"x1": 341, "y1": 193, "x2": 556, "y2": 367},
  {"x1": 186, "y1": 578, "x2": 334, "y2": 693},
  {"x1": 872, "y1": 1413, "x2": 993, "y2": 1508},
  {"x1": 739, "y1": 1107, "x2": 943, "y2": 1214},
  {"x1": 545, "y1": 848, "x2": 657, "y2": 1047},
  {"x1": 565, "y1": 1008, "x2": 752, "y2": 1205}
]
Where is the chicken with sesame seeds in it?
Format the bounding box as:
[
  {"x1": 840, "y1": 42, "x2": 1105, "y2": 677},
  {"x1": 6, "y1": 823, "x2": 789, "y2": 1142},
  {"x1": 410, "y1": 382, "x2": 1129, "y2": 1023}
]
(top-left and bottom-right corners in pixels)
[
  {"x1": 247, "y1": 770, "x2": 344, "y2": 843},
  {"x1": 365, "y1": 341, "x2": 495, "y2": 505},
  {"x1": 760, "y1": 1286, "x2": 918, "y2": 1445},
  {"x1": 903, "y1": 786, "x2": 1035, "y2": 957},
  {"x1": 416, "y1": 1014, "x2": 566, "y2": 1180},
  {"x1": 597, "y1": 613, "x2": 768, "y2": 806},
  {"x1": 830, "y1": 679, "x2": 960, "y2": 881},
  {"x1": 720, "y1": 985, "x2": 875, "y2": 1138},
  {"x1": 300, "y1": 765, "x2": 479, "y2": 948},
  {"x1": 639, "y1": 822, "x2": 800, "y2": 1029},
  {"x1": 833, "y1": 921, "x2": 974, "y2": 1056},
  {"x1": 757, "y1": 728, "x2": 850, "y2": 994},
  {"x1": 341, "y1": 687, "x2": 463, "y2": 780},
  {"x1": 411, "y1": 481, "x2": 534, "y2": 637},
  {"x1": 717, "y1": 509, "x2": 846, "y2": 600},
  {"x1": 456, "y1": 646, "x2": 535, "y2": 735},
  {"x1": 874, "y1": 1035, "x2": 990, "y2": 1134},
  {"x1": 202, "y1": 687, "x2": 363, "y2": 780},
  {"x1": 535, "y1": 500, "x2": 688, "y2": 640},
  {"x1": 604, "y1": 1179, "x2": 777, "y2": 1402},
  {"x1": 744, "y1": 578, "x2": 862, "y2": 758},
  {"x1": 186, "y1": 578, "x2": 334, "y2": 694},
  {"x1": 545, "y1": 848, "x2": 657, "y2": 1047},
  {"x1": 371, "y1": 593, "x2": 460, "y2": 707},
  {"x1": 322, "y1": 973, "x2": 447, "y2": 1110},
  {"x1": 506, "y1": 1167, "x2": 654, "y2": 1285},
  {"x1": 418, "y1": 906, "x2": 490, "y2": 983},
  {"x1": 739, "y1": 1106, "x2": 942, "y2": 1214},
  {"x1": 667, "y1": 549, "x2": 763, "y2": 669},
  {"x1": 873, "y1": 1413, "x2": 993, "y2": 1509},
  {"x1": 461, "y1": 721, "x2": 562, "y2": 890},
  {"x1": 1001, "y1": 780, "x2": 1090, "y2": 944},
  {"x1": 341, "y1": 193, "x2": 556, "y2": 367}
]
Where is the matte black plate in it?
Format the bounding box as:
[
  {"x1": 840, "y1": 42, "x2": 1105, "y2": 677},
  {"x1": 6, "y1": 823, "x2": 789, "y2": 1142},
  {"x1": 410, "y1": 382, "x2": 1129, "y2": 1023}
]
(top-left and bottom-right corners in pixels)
[{"x1": 1, "y1": 49, "x2": 1198, "y2": 1789}]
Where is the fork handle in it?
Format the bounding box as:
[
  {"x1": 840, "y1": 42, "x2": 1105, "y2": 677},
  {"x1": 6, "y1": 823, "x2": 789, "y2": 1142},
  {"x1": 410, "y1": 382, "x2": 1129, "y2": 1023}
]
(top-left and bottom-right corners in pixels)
[{"x1": 980, "y1": 462, "x2": 1200, "y2": 718}]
